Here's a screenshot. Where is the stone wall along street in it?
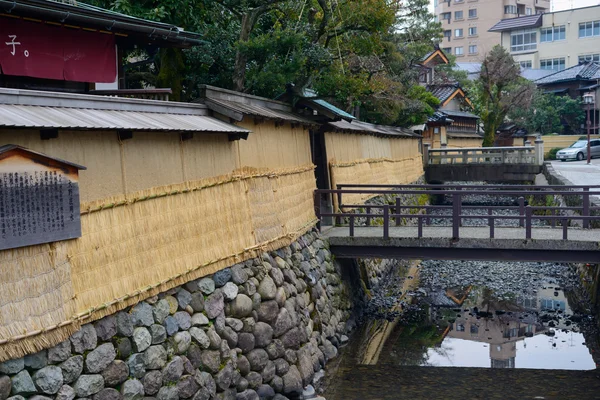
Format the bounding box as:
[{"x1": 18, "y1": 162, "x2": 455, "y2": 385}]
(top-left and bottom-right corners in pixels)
[{"x1": 0, "y1": 230, "x2": 353, "y2": 400}]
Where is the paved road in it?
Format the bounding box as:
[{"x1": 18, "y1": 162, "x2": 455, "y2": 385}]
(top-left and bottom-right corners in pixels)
[
  {"x1": 550, "y1": 159, "x2": 600, "y2": 186},
  {"x1": 325, "y1": 365, "x2": 600, "y2": 400}
]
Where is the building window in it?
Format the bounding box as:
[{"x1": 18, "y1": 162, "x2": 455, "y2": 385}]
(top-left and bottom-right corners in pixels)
[
  {"x1": 580, "y1": 21, "x2": 600, "y2": 38},
  {"x1": 469, "y1": 45, "x2": 477, "y2": 54},
  {"x1": 456, "y1": 324, "x2": 465, "y2": 332},
  {"x1": 444, "y1": 30, "x2": 451, "y2": 40},
  {"x1": 455, "y1": 28, "x2": 463, "y2": 37},
  {"x1": 468, "y1": 9, "x2": 477, "y2": 18},
  {"x1": 442, "y1": 47, "x2": 452, "y2": 54},
  {"x1": 441, "y1": 12, "x2": 451, "y2": 21},
  {"x1": 505, "y1": 5, "x2": 517, "y2": 14},
  {"x1": 510, "y1": 29, "x2": 537, "y2": 52},
  {"x1": 434, "y1": 0, "x2": 438, "y2": 6},
  {"x1": 519, "y1": 60, "x2": 532, "y2": 69},
  {"x1": 455, "y1": 10, "x2": 464, "y2": 20},
  {"x1": 541, "y1": 25, "x2": 566, "y2": 42},
  {"x1": 469, "y1": 27, "x2": 477, "y2": 36},
  {"x1": 540, "y1": 58, "x2": 566, "y2": 71},
  {"x1": 579, "y1": 54, "x2": 600, "y2": 63},
  {"x1": 526, "y1": 7, "x2": 532, "y2": 15},
  {"x1": 455, "y1": 47, "x2": 464, "y2": 56}
]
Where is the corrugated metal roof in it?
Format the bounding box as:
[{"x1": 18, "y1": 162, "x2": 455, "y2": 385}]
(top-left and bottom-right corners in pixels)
[
  {"x1": 302, "y1": 89, "x2": 357, "y2": 121},
  {"x1": 489, "y1": 14, "x2": 542, "y2": 32},
  {"x1": 203, "y1": 98, "x2": 315, "y2": 125},
  {"x1": 535, "y1": 62, "x2": 600, "y2": 85},
  {"x1": 0, "y1": 104, "x2": 249, "y2": 133},
  {"x1": 327, "y1": 120, "x2": 420, "y2": 138}
]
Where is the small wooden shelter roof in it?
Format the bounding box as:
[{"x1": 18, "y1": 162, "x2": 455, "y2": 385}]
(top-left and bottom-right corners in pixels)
[{"x1": 0, "y1": 144, "x2": 87, "y2": 170}]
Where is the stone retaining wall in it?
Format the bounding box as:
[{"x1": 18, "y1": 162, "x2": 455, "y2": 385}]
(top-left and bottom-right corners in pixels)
[{"x1": 0, "y1": 230, "x2": 353, "y2": 400}]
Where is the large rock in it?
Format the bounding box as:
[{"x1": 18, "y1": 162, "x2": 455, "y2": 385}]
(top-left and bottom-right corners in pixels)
[
  {"x1": 0, "y1": 375, "x2": 11, "y2": 400},
  {"x1": 130, "y1": 303, "x2": 154, "y2": 327},
  {"x1": 220, "y1": 327, "x2": 238, "y2": 349},
  {"x1": 95, "y1": 316, "x2": 117, "y2": 342},
  {"x1": 116, "y1": 313, "x2": 134, "y2": 337},
  {"x1": 206, "y1": 328, "x2": 221, "y2": 350},
  {"x1": 282, "y1": 366, "x2": 302, "y2": 395},
  {"x1": 246, "y1": 349, "x2": 268, "y2": 372},
  {"x1": 143, "y1": 346, "x2": 167, "y2": 370},
  {"x1": 274, "y1": 359, "x2": 289, "y2": 376},
  {"x1": 164, "y1": 316, "x2": 179, "y2": 337},
  {"x1": 25, "y1": 351, "x2": 48, "y2": 369},
  {"x1": 194, "y1": 372, "x2": 216, "y2": 399},
  {"x1": 257, "y1": 384, "x2": 275, "y2": 400},
  {"x1": 71, "y1": 325, "x2": 98, "y2": 354},
  {"x1": 213, "y1": 268, "x2": 232, "y2": 288},
  {"x1": 253, "y1": 322, "x2": 273, "y2": 348},
  {"x1": 116, "y1": 338, "x2": 132, "y2": 360},
  {"x1": 279, "y1": 327, "x2": 304, "y2": 349},
  {"x1": 157, "y1": 386, "x2": 179, "y2": 400},
  {"x1": 236, "y1": 389, "x2": 258, "y2": 400},
  {"x1": 296, "y1": 347, "x2": 313, "y2": 386},
  {"x1": 199, "y1": 351, "x2": 220, "y2": 374},
  {"x1": 215, "y1": 363, "x2": 234, "y2": 392},
  {"x1": 205, "y1": 291, "x2": 224, "y2": 319},
  {"x1": 132, "y1": 328, "x2": 152, "y2": 353},
  {"x1": 237, "y1": 333, "x2": 255, "y2": 354},
  {"x1": 10, "y1": 371, "x2": 36, "y2": 396},
  {"x1": 173, "y1": 331, "x2": 192, "y2": 354},
  {"x1": 222, "y1": 283, "x2": 238, "y2": 301},
  {"x1": 225, "y1": 318, "x2": 243, "y2": 332},
  {"x1": 73, "y1": 375, "x2": 104, "y2": 397},
  {"x1": 101, "y1": 361, "x2": 129, "y2": 387},
  {"x1": 149, "y1": 324, "x2": 166, "y2": 345},
  {"x1": 152, "y1": 300, "x2": 170, "y2": 325},
  {"x1": 273, "y1": 309, "x2": 294, "y2": 337},
  {"x1": 175, "y1": 375, "x2": 199, "y2": 399},
  {"x1": 229, "y1": 295, "x2": 253, "y2": 318},
  {"x1": 189, "y1": 327, "x2": 210, "y2": 349},
  {"x1": 48, "y1": 341, "x2": 72, "y2": 364},
  {"x1": 257, "y1": 301, "x2": 279, "y2": 323},
  {"x1": 257, "y1": 277, "x2": 277, "y2": 300},
  {"x1": 86, "y1": 343, "x2": 116, "y2": 374},
  {"x1": 176, "y1": 289, "x2": 192, "y2": 310},
  {"x1": 126, "y1": 354, "x2": 146, "y2": 379},
  {"x1": 244, "y1": 372, "x2": 262, "y2": 390},
  {"x1": 174, "y1": 312, "x2": 192, "y2": 331},
  {"x1": 191, "y1": 313, "x2": 209, "y2": 327},
  {"x1": 141, "y1": 371, "x2": 162, "y2": 396},
  {"x1": 0, "y1": 359, "x2": 23, "y2": 375},
  {"x1": 33, "y1": 366, "x2": 63, "y2": 394},
  {"x1": 93, "y1": 388, "x2": 121, "y2": 400},
  {"x1": 55, "y1": 385, "x2": 75, "y2": 400},
  {"x1": 161, "y1": 357, "x2": 183, "y2": 385},
  {"x1": 189, "y1": 293, "x2": 205, "y2": 313},
  {"x1": 231, "y1": 265, "x2": 248, "y2": 285},
  {"x1": 120, "y1": 379, "x2": 144, "y2": 400},
  {"x1": 59, "y1": 356, "x2": 84, "y2": 385},
  {"x1": 265, "y1": 340, "x2": 285, "y2": 360},
  {"x1": 197, "y1": 278, "x2": 215, "y2": 295}
]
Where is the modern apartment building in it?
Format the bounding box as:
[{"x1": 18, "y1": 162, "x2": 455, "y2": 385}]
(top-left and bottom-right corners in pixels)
[
  {"x1": 435, "y1": 0, "x2": 550, "y2": 62},
  {"x1": 490, "y1": 5, "x2": 600, "y2": 71}
]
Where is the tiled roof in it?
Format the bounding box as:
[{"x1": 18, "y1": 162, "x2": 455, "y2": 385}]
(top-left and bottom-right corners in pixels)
[
  {"x1": 427, "y1": 111, "x2": 453, "y2": 124},
  {"x1": 427, "y1": 84, "x2": 460, "y2": 104},
  {"x1": 534, "y1": 62, "x2": 600, "y2": 85},
  {"x1": 489, "y1": 14, "x2": 542, "y2": 32},
  {"x1": 441, "y1": 109, "x2": 479, "y2": 119}
]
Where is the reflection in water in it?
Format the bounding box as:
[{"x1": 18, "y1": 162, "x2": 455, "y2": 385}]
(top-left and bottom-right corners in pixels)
[{"x1": 381, "y1": 283, "x2": 597, "y2": 370}]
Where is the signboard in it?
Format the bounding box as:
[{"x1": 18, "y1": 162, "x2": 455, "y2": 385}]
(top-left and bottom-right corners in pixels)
[
  {"x1": 0, "y1": 145, "x2": 85, "y2": 251},
  {"x1": 0, "y1": 17, "x2": 117, "y2": 83}
]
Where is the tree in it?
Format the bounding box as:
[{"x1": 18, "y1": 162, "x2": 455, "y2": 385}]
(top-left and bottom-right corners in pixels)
[
  {"x1": 508, "y1": 91, "x2": 584, "y2": 135},
  {"x1": 471, "y1": 46, "x2": 535, "y2": 146}
]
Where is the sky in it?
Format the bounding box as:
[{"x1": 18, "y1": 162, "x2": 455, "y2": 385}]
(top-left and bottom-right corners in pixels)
[{"x1": 429, "y1": 0, "x2": 600, "y2": 12}]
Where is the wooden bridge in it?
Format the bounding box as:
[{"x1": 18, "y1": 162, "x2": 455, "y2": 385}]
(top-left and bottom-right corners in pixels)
[
  {"x1": 316, "y1": 184, "x2": 600, "y2": 263},
  {"x1": 424, "y1": 142, "x2": 544, "y2": 183}
]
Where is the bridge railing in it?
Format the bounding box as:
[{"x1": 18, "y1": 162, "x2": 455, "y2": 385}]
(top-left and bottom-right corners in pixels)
[
  {"x1": 315, "y1": 184, "x2": 600, "y2": 240},
  {"x1": 424, "y1": 142, "x2": 543, "y2": 166}
]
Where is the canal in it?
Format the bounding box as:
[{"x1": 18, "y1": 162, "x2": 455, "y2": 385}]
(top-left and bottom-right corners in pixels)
[{"x1": 324, "y1": 258, "x2": 600, "y2": 399}]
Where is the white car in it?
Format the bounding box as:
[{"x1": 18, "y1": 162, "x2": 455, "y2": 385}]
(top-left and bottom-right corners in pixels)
[{"x1": 556, "y1": 139, "x2": 600, "y2": 161}]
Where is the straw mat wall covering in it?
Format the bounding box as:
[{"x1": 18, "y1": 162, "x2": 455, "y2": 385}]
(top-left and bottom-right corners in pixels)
[
  {"x1": 0, "y1": 166, "x2": 317, "y2": 361},
  {"x1": 330, "y1": 156, "x2": 424, "y2": 209}
]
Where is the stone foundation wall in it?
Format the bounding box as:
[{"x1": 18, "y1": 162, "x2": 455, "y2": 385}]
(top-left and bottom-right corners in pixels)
[{"x1": 0, "y1": 230, "x2": 353, "y2": 400}]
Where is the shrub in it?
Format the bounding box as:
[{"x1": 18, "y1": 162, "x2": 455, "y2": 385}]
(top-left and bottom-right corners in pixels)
[{"x1": 548, "y1": 147, "x2": 561, "y2": 160}]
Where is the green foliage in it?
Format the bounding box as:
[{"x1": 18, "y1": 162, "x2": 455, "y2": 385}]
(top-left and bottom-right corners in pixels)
[
  {"x1": 508, "y1": 91, "x2": 584, "y2": 135},
  {"x1": 548, "y1": 147, "x2": 561, "y2": 160},
  {"x1": 469, "y1": 46, "x2": 535, "y2": 146}
]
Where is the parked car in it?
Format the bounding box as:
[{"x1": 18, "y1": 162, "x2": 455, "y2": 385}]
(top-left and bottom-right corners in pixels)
[{"x1": 556, "y1": 139, "x2": 600, "y2": 161}]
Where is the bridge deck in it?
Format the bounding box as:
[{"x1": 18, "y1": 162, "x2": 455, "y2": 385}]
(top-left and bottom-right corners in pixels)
[{"x1": 323, "y1": 226, "x2": 600, "y2": 262}]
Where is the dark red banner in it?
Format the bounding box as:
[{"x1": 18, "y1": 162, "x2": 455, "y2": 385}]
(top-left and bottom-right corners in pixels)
[{"x1": 0, "y1": 18, "x2": 116, "y2": 83}]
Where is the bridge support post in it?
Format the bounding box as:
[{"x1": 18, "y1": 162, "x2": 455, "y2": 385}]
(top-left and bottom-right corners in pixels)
[
  {"x1": 423, "y1": 143, "x2": 430, "y2": 166},
  {"x1": 535, "y1": 137, "x2": 544, "y2": 165},
  {"x1": 452, "y1": 193, "x2": 461, "y2": 239}
]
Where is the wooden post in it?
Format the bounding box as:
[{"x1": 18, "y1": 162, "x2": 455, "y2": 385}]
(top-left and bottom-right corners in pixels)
[
  {"x1": 518, "y1": 197, "x2": 525, "y2": 228},
  {"x1": 488, "y1": 208, "x2": 494, "y2": 238},
  {"x1": 395, "y1": 198, "x2": 401, "y2": 226},
  {"x1": 525, "y1": 206, "x2": 532, "y2": 239},
  {"x1": 383, "y1": 205, "x2": 389, "y2": 239},
  {"x1": 583, "y1": 187, "x2": 590, "y2": 229},
  {"x1": 452, "y1": 193, "x2": 460, "y2": 239}
]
